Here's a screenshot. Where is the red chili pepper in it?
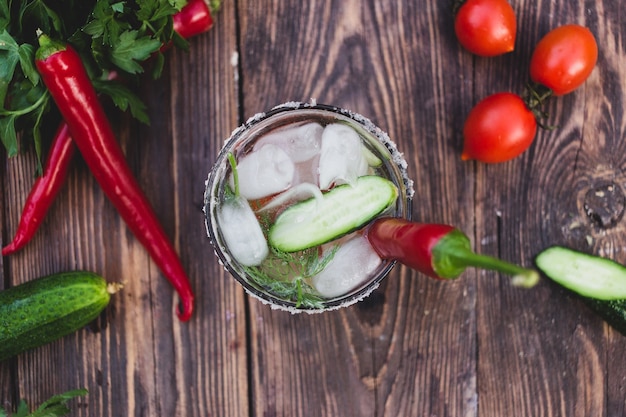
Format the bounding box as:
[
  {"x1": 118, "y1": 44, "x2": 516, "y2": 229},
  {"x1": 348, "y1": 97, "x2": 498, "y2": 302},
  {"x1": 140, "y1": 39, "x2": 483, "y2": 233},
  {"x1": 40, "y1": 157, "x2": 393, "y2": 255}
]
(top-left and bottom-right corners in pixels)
[
  {"x1": 35, "y1": 35, "x2": 194, "y2": 321},
  {"x1": 365, "y1": 217, "x2": 539, "y2": 287},
  {"x1": 2, "y1": 123, "x2": 75, "y2": 256},
  {"x1": 3, "y1": 3, "x2": 216, "y2": 257},
  {"x1": 173, "y1": 0, "x2": 214, "y2": 39}
]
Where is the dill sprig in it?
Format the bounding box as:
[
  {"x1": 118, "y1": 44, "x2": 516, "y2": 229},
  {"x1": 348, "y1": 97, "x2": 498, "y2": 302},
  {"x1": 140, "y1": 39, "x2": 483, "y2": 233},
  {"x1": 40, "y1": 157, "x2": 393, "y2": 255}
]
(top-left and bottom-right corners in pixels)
[{"x1": 244, "y1": 245, "x2": 339, "y2": 309}]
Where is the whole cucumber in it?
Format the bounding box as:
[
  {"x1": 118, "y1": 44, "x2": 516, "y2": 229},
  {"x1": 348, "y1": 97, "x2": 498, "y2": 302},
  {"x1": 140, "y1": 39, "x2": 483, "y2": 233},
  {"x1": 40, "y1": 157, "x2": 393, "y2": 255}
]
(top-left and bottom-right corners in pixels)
[{"x1": 0, "y1": 271, "x2": 116, "y2": 361}]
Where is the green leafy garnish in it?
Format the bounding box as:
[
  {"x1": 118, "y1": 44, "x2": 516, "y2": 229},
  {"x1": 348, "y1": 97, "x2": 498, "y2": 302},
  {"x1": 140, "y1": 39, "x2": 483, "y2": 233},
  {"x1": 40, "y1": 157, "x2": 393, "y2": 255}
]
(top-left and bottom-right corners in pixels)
[
  {"x1": 0, "y1": 0, "x2": 187, "y2": 160},
  {"x1": 0, "y1": 388, "x2": 87, "y2": 417},
  {"x1": 92, "y1": 78, "x2": 149, "y2": 124},
  {"x1": 110, "y1": 30, "x2": 163, "y2": 74},
  {"x1": 244, "y1": 246, "x2": 339, "y2": 309}
]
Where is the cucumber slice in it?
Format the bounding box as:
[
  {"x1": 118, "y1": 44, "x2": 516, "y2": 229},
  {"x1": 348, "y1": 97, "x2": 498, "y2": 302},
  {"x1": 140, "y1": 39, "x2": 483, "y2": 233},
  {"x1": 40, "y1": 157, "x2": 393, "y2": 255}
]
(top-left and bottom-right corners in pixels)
[
  {"x1": 536, "y1": 246, "x2": 626, "y2": 336},
  {"x1": 535, "y1": 246, "x2": 626, "y2": 300},
  {"x1": 218, "y1": 194, "x2": 269, "y2": 267},
  {"x1": 269, "y1": 176, "x2": 398, "y2": 252}
]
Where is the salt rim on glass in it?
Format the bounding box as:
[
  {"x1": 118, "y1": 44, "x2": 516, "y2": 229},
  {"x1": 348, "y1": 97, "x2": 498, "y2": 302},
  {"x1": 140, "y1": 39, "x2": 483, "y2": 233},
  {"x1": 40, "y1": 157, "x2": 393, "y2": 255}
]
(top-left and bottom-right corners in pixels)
[{"x1": 203, "y1": 101, "x2": 414, "y2": 313}]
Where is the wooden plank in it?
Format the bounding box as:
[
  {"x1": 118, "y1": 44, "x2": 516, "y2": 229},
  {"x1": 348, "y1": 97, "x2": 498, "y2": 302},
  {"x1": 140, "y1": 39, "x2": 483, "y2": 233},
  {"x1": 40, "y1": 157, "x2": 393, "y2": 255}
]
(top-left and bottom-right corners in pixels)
[
  {"x1": 154, "y1": 1, "x2": 249, "y2": 414},
  {"x1": 0, "y1": 1, "x2": 245, "y2": 415},
  {"x1": 1, "y1": 0, "x2": 625, "y2": 415},
  {"x1": 0, "y1": 161, "x2": 12, "y2": 414},
  {"x1": 238, "y1": 1, "x2": 479, "y2": 415}
]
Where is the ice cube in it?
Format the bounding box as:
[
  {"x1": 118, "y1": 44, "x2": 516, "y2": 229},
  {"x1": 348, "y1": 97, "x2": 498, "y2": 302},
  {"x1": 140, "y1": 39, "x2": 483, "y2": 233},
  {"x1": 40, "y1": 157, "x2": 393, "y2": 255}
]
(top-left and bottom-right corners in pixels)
[
  {"x1": 254, "y1": 123, "x2": 323, "y2": 163},
  {"x1": 217, "y1": 196, "x2": 268, "y2": 266},
  {"x1": 230, "y1": 143, "x2": 295, "y2": 200},
  {"x1": 311, "y1": 235, "x2": 382, "y2": 298},
  {"x1": 318, "y1": 123, "x2": 369, "y2": 190},
  {"x1": 292, "y1": 156, "x2": 321, "y2": 186}
]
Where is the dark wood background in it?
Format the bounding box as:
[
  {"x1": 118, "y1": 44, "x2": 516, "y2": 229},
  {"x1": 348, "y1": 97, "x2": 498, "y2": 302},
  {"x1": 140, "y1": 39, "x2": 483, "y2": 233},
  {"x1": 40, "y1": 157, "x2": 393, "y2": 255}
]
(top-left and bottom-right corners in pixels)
[{"x1": 2, "y1": 0, "x2": 626, "y2": 415}]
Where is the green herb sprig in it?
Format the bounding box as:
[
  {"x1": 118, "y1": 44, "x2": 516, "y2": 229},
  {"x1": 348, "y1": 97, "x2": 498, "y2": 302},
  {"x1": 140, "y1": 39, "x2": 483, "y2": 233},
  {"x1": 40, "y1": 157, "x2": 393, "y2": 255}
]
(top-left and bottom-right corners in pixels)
[
  {"x1": 0, "y1": 388, "x2": 87, "y2": 417},
  {"x1": 0, "y1": 0, "x2": 186, "y2": 159}
]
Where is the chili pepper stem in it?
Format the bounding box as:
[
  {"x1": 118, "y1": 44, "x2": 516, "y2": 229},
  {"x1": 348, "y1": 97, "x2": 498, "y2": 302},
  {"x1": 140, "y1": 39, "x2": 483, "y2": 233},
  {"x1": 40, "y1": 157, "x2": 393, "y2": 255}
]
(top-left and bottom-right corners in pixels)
[
  {"x1": 432, "y1": 229, "x2": 540, "y2": 287},
  {"x1": 446, "y1": 246, "x2": 540, "y2": 287},
  {"x1": 107, "y1": 282, "x2": 125, "y2": 295}
]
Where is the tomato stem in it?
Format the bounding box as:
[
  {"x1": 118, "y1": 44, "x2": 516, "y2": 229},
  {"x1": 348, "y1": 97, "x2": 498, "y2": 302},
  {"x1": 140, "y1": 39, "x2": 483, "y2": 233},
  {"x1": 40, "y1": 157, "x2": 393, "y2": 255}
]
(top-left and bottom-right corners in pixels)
[
  {"x1": 523, "y1": 82, "x2": 553, "y2": 110},
  {"x1": 522, "y1": 82, "x2": 558, "y2": 131}
]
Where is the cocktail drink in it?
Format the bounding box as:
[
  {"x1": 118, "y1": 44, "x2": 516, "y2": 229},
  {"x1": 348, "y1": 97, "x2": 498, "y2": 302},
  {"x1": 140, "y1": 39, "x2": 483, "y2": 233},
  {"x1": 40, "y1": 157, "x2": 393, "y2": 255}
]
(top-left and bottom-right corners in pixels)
[{"x1": 204, "y1": 102, "x2": 413, "y2": 312}]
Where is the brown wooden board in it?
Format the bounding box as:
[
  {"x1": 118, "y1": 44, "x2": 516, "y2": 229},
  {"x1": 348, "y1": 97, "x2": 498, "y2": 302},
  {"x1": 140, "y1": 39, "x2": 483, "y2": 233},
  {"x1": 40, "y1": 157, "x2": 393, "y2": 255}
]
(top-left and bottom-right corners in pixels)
[{"x1": 1, "y1": 0, "x2": 626, "y2": 415}]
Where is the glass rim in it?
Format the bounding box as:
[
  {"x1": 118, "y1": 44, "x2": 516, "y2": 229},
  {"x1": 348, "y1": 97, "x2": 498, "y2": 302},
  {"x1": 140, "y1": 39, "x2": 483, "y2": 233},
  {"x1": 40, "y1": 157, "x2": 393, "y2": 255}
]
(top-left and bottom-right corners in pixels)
[{"x1": 204, "y1": 101, "x2": 414, "y2": 313}]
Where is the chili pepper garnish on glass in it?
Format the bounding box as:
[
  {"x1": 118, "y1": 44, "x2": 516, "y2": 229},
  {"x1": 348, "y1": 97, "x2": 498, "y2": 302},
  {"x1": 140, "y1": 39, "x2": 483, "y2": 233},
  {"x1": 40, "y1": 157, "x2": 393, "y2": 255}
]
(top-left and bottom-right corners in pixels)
[
  {"x1": 365, "y1": 217, "x2": 539, "y2": 287},
  {"x1": 34, "y1": 35, "x2": 194, "y2": 321},
  {"x1": 2, "y1": 1, "x2": 218, "y2": 257}
]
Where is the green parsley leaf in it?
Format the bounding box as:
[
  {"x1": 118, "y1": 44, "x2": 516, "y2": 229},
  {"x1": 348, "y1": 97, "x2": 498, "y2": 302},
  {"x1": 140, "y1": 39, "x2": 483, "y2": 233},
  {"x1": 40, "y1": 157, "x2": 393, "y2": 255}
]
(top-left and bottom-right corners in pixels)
[
  {"x1": 150, "y1": 51, "x2": 166, "y2": 79},
  {"x1": 17, "y1": 43, "x2": 38, "y2": 85},
  {"x1": 81, "y1": 18, "x2": 107, "y2": 40},
  {"x1": 3, "y1": 389, "x2": 87, "y2": 417},
  {"x1": 30, "y1": 98, "x2": 47, "y2": 173},
  {"x1": 0, "y1": 0, "x2": 9, "y2": 32},
  {"x1": 18, "y1": 0, "x2": 63, "y2": 38},
  {"x1": 13, "y1": 399, "x2": 29, "y2": 417},
  {"x1": 171, "y1": 0, "x2": 188, "y2": 10},
  {"x1": 137, "y1": 0, "x2": 178, "y2": 23},
  {"x1": 30, "y1": 388, "x2": 88, "y2": 417},
  {"x1": 208, "y1": 0, "x2": 222, "y2": 13},
  {"x1": 93, "y1": 78, "x2": 150, "y2": 124},
  {"x1": 0, "y1": 30, "x2": 20, "y2": 106},
  {"x1": 1, "y1": 0, "x2": 192, "y2": 157},
  {"x1": 110, "y1": 30, "x2": 161, "y2": 73},
  {"x1": 0, "y1": 114, "x2": 17, "y2": 156},
  {"x1": 83, "y1": 0, "x2": 131, "y2": 46},
  {"x1": 111, "y1": 2, "x2": 125, "y2": 13}
]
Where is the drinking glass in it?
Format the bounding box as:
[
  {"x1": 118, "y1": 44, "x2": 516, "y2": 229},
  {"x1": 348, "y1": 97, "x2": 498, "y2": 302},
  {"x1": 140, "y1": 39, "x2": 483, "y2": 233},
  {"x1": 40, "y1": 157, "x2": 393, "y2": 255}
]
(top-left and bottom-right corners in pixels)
[{"x1": 204, "y1": 102, "x2": 413, "y2": 312}]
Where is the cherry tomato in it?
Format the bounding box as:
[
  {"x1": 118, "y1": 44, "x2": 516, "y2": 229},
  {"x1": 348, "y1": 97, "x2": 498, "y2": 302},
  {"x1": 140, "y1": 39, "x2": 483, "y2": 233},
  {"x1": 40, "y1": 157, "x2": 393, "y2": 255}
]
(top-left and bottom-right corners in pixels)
[
  {"x1": 454, "y1": 0, "x2": 517, "y2": 57},
  {"x1": 461, "y1": 93, "x2": 537, "y2": 163},
  {"x1": 529, "y1": 24, "x2": 598, "y2": 96}
]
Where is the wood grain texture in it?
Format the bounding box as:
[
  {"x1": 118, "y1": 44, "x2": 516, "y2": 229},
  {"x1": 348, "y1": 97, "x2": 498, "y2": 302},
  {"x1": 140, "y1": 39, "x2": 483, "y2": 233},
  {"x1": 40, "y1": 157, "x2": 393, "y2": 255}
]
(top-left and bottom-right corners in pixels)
[
  {"x1": 474, "y1": 0, "x2": 626, "y2": 416},
  {"x1": 1, "y1": 0, "x2": 626, "y2": 416},
  {"x1": 238, "y1": 1, "x2": 478, "y2": 416}
]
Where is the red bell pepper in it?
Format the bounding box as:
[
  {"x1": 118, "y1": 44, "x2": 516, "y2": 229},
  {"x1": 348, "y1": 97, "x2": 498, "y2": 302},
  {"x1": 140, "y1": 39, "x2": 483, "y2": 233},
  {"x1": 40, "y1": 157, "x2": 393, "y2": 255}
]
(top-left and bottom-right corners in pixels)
[
  {"x1": 366, "y1": 217, "x2": 539, "y2": 287},
  {"x1": 35, "y1": 35, "x2": 194, "y2": 321}
]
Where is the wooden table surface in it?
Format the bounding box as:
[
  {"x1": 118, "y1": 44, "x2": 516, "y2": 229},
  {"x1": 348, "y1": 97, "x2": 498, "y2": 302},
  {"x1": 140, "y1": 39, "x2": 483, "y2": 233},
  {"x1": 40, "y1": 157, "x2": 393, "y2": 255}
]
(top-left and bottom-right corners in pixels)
[{"x1": 2, "y1": 0, "x2": 626, "y2": 416}]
